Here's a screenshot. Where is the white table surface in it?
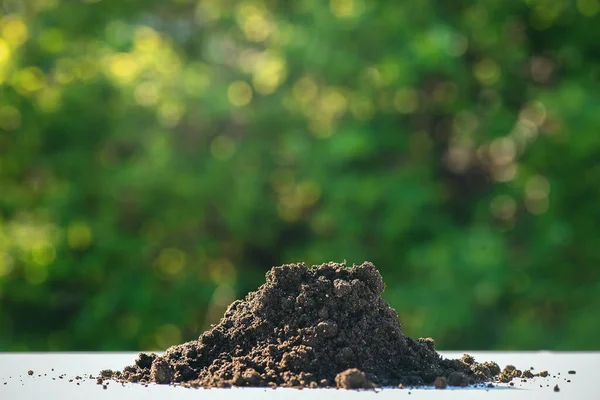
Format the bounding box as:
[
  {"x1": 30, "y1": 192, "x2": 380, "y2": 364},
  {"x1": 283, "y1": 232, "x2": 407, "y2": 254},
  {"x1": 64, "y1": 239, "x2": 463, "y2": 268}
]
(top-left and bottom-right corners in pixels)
[{"x1": 0, "y1": 351, "x2": 598, "y2": 399}]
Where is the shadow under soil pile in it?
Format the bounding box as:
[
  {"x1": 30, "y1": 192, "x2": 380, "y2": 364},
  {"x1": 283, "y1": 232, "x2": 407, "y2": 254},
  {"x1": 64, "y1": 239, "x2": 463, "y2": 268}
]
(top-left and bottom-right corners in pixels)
[{"x1": 116, "y1": 262, "x2": 512, "y2": 388}]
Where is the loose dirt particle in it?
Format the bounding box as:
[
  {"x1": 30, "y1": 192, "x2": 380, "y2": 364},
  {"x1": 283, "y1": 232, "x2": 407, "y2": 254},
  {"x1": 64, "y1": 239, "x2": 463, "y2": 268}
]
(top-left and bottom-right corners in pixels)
[
  {"x1": 433, "y1": 376, "x2": 447, "y2": 389},
  {"x1": 447, "y1": 372, "x2": 469, "y2": 387},
  {"x1": 27, "y1": 370, "x2": 33, "y2": 376},
  {"x1": 554, "y1": 384, "x2": 560, "y2": 392},
  {"x1": 568, "y1": 370, "x2": 576, "y2": 374},
  {"x1": 335, "y1": 368, "x2": 373, "y2": 389},
  {"x1": 100, "y1": 369, "x2": 113, "y2": 378},
  {"x1": 109, "y1": 262, "x2": 547, "y2": 389}
]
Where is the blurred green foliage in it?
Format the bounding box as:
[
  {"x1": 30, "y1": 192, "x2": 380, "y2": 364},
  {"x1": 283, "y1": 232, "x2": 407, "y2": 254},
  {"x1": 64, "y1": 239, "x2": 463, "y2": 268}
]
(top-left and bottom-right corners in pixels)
[{"x1": 1, "y1": 0, "x2": 599, "y2": 351}]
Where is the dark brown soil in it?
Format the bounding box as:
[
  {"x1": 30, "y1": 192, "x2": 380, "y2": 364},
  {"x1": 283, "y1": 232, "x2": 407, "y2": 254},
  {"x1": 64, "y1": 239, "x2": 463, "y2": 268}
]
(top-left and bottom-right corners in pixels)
[{"x1": 111, "y1": 262, "x2": 531, "y2": 389}]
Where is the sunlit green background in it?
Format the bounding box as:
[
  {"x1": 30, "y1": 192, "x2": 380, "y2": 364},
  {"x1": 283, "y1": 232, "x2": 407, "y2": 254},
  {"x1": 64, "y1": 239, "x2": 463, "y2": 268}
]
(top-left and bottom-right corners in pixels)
[{"x1": 1, "y1": 0, "x2": 599, "y2": 351}]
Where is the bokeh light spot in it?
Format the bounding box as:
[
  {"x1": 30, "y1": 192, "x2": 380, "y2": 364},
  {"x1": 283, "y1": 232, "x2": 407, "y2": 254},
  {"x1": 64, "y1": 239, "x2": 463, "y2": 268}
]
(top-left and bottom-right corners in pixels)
[
  {"x1": 577, "y1": 0, "x2": 600, "y2": 17},
  {"x1": 227, "y1": 81, "x2": 253, "y2": 106},
  {"x1": 32, "y1": 242, "x2": 56, "y2": 266},
  {"x1": 155, "y1": 324, "x2": 182, "y2": 349},
  {"x1": 106, "y1": 53, "x2": 139, "y2": 84},
  {"x1": 0, "y1": 106, "x2": 22, "y2": 130},
  {"x1": 157, "y1": 102, "x2": 184, "y2": 128},
  {"x1": 320, "y1": 88, "x2": 348, "y2": 119},
  {"x1": 293, "y1": 76, "x2": 318, "y2": 104},
  {"x1": 253, "y1": 53, "x2": 287, "y2": 95},
  {"x1": 0, "y1": 39, "x2": 10, "y2": 66},
  {"x1": 474, "y1": 59, "x2": 500, "y2": 86},
  {"x1": 490, "y1": 195, "x2": 517, "y2": 221},
  {"x1": 446, "y1": 34, "x2": 468, "y2": 57},
  {"x1": 474, "y1": 281, "x2": 500, "y2": 307},
  {"x1": 32, "y1": 0, "x2": 59, "y2": 11},
  {"x1": 134, "y1": 82, "x2": 159, "y2": 107},
  {"x1": 330, "y1": 0, "x2": 361, "y2": 18},
  {"x1": 38, "y1": 29, "x2": 65, "y2": 53},
  {"x1": 445, "y1": 145, "x2": 472, "y2": 174},
  {"x1": 183, "y1": 63, "x2": 211, "y2": 97},
  {"x1": 519, "y1": 101, "x2": 546, "y2": 127},
  {"x1": 36, "y1": 87, "x2": 63, "y2": 113},
  {"x1": 13, "y1": 67, "x2": 46, "y2": 94},
  {"x1": 489, "y1": 137, "x2": 516, "y2": 166},
  {"x1": 1, "y1": 16, "x2": 28, "y2": 47},
  {"x1": 67, "y1": 222, "x2": 93, "y2": 250},
  {"x1": 236, "y1": 4, "x2": 273, "y2": 42},
  {"x1": 210, "y1": 136, "x2": 236, "y2": 161},
  {"x1": 0, "y1": 253, "x2": 14, "y2": 278},
  {"x1": 24, "y1": 263, "x2": 48, "y2": 285},
  {"x1": 350, "y1": 95, "x2": 375, "y2": 121},
  {"x1": 525, "y1": 175, "x2": 550, "y2": 215},
  {"x1": 118, "y1": 314, "x2": 140, "y2": 338},
  {"x1": 208, "y1": 259, "x2": 236, "y2": 285},
  {"x1": 195, "y1": 0, "x2": 222, "y2": 24},
  {"x1": 492, "y1": 163, "x2": 518, "y2": 183},
  {"x1": 134, "y1": 26, "x2": 161, "y2": 53},
  {"x1": 394, "y1": 88, "x2": 419, "y2": 114},
  {"x1": 156, "y1": 248, "x2": 187, "y2": 277}
]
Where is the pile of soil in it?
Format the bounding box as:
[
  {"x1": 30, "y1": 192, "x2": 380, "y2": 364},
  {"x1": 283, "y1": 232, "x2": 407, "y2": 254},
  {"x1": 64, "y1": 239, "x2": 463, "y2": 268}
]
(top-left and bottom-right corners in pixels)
[{"x1": 111, "y1": 262, "x2": 523, "y2": 388}]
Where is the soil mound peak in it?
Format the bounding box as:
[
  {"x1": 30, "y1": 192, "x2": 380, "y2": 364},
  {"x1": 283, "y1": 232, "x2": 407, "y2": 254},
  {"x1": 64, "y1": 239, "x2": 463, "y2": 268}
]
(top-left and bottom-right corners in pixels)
[{"x1": 118, "y1": 262, "x2": 500, "y2": 388}]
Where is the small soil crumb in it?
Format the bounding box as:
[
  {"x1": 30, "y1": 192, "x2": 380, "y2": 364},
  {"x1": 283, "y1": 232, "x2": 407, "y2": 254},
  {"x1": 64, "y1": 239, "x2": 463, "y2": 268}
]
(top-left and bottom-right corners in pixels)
[
  {"x1": 447, "y1": 372, "x2": 469, "y2": 387},
  {"x1": 554, "y1": 384, "x2": 560, "y2": 392},
  {"x1": 538, "y1": 370, "x2": 549, "y2": 378},
  {"x1": 27, "y1": 370, "x2": 33, "y2": 376},
  {"x1": 100, "y1": 369, "x2": 113, "y2": 378},
  {"x1": 150, "y1": 358, "x2": 174, "y2": 384},
  {"x1": 103, "y1": 384, "x2": 108, "y2": 390},
  {"x1": 568, "y1": 370, "x2": 576, "y2": 375},
  {"x1": 335, "y1": 368, "x2": 372, "y2": 389},
  {"x1": 461, "y1": 354, "x2": 475, "y2": 365},
  {"x1": 522, "y1": 370, "x2": 534, "y2": 379},
  {"x1": 109, "y1": 262, "x2": 549, "y2": 389},
  {"x1": 433, "y1": 376, "x2": 447, "y2": 389}
]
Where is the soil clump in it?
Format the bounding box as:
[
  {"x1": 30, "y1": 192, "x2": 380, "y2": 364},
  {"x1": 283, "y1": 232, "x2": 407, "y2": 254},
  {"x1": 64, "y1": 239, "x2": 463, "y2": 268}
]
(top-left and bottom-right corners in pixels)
[{"x1": 112, "y1": 262, "x2": 532, "y2": 388}]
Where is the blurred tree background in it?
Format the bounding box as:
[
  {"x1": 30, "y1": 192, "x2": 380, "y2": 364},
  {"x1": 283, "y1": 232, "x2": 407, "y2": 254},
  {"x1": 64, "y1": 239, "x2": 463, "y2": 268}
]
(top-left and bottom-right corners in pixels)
[{"x1": 1, "y1": 0, "x2": 599, "y2": 351}]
